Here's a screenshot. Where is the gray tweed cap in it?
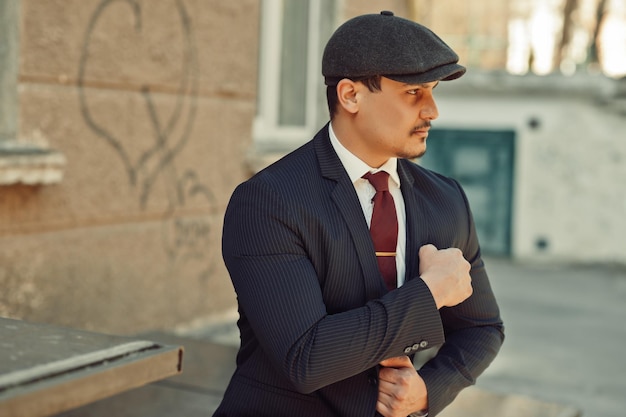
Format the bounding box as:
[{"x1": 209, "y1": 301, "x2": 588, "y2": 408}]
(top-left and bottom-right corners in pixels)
[{"x1": 322, "y1": 11, "x2": 466, "y2": 86}]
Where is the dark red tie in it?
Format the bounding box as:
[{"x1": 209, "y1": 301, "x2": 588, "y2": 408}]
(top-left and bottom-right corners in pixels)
[{"x1": 363, "y1": 171, "x2": 398, "y2": 291}]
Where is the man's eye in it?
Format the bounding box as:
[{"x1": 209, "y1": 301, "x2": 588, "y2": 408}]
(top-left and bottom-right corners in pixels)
[{"x1": 407, "y1": 89, "x2": 418, "y2": 95}]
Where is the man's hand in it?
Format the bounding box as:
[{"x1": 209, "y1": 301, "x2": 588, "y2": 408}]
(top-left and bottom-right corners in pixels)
[
  {"x1": 377, "y1": 356, "x2": 428, "y2": 417},
  {"x1": 418, "y1": 244, "x2": 473, "y2": 309}
]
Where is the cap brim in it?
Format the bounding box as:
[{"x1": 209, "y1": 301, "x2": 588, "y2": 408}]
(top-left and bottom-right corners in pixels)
[{"x1": 384, "y1": 63, "x2": 466, "y2": 84}]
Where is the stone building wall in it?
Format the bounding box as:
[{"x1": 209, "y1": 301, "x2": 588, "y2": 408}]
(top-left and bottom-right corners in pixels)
[{"x1": 0, "y1": 0, "x2": 258, "y2": 334}]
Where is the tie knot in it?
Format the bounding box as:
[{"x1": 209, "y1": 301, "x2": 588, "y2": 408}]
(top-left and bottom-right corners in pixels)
[{"x1": 363, "y1": 171, "x2": 390, "y2": 192}]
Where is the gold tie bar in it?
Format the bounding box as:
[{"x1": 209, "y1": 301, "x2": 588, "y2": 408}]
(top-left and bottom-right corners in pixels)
[{"x1": 375, "y1": 252, "x2": 396, "y2": 257}]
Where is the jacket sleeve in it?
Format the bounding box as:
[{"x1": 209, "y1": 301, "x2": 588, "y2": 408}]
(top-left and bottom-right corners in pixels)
[
  {"x1": 222, "y1": 177, "x2": 446, "y2": 394},
  {"x1": 417, "y1": 179, "x2": 505, "y2": 417}
]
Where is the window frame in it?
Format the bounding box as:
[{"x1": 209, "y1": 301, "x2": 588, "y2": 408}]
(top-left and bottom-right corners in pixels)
[
  {"x1": 253, "y1": 0, "x2": 334, "y2": 149},
  {"x1": 0, "y1": 0, "x2": 20, "y2": 143}
]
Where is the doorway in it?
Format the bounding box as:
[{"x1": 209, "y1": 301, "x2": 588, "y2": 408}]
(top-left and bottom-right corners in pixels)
[{"x1": 419, "y1": 128, "x2": 515, "y2": 256}]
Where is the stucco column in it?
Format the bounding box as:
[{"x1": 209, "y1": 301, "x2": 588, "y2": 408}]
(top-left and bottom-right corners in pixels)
[{"x1": 0, "y1": 0, "x2": 20, "y2": 142}]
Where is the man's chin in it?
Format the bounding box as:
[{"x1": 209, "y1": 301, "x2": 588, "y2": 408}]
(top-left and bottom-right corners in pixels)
[{"x1": 399, "y1": 148, "x2": 427, "y2": 160}]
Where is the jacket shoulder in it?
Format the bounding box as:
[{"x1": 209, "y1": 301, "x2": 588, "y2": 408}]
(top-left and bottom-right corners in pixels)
[
  {"x1": 399, "y1": 159, "x2": 463, "y2": 195},
  {"x1": 243, "y1": 126, "x2": 335, "y2": 192}
]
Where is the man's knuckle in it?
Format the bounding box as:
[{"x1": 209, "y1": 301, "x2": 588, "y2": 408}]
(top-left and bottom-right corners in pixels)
[{"x1": 389, "y1": 400, "x2": 402, "y2": 411}]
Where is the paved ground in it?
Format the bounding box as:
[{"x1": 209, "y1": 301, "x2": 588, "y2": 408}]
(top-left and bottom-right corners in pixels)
[
  {"x1": 58, "y1": 257, "x2": 626, "y2": 416},
  {"x1": 184, "y1": 257, "x2": 626, "y2": 417},
  {"x1": 477, "y1": 257, "x2": 626, "y2": 417}
]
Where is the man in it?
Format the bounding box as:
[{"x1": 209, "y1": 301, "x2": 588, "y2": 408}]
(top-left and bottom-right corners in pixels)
[{"x1": 214, "y1": 11, "x2": 504, "y2": 417}]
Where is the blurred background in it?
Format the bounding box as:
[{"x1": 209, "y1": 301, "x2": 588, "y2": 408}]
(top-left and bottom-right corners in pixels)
[{"x1": 1, "y1": 0, "x2": 625, "y2": 415}]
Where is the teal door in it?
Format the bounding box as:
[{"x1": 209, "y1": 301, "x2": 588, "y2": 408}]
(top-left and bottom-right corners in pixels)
[{"x1": 419, "y1": 129, "x2": 515, "y2": 256}]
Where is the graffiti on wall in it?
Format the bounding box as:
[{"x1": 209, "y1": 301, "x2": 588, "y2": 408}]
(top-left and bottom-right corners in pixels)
[{"x1": 77, "y1": 0, "x2": 217, "y2": 279}]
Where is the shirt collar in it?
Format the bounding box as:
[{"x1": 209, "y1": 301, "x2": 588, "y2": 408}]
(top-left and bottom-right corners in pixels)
[{"x1": 328, "y1": 123, "x2": 401, "y2": 187}]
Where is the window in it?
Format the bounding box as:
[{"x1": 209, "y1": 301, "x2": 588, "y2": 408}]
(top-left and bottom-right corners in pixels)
[
  {"x1": 253, "y1": 0, "x2": 337, "y2": 150},
  {"x1": 0, "y1": 0, "x2": 65, "y2": 185}
]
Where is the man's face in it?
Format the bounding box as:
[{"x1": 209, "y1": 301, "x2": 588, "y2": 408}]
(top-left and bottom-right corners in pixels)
[{"x1": 353, "y1": 77, "x2": 439, "y2": 167}]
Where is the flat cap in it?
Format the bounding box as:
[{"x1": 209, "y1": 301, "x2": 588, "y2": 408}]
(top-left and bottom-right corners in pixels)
[{"x1": 322, "y1": 11, "x2": 466, "y2": 85}]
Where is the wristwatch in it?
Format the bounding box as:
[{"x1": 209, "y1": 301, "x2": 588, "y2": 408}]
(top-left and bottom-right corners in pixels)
[{"x1": 408, "y1": 410, "x2": 428, "y2": 417}]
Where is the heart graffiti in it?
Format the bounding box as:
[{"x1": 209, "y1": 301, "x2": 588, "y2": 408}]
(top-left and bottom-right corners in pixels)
[
  {"x1": 78, "y1": 0, "x2": 216, "y2": 274},
  {"x1": 78, "y1": 0, "x2": 199, "y2": 209}
]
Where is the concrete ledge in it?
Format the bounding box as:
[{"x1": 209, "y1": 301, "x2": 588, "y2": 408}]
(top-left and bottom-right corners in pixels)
[
  {"x1": 0, "y1": 142, "x2": 65, "y2": 185},
  {"x1": 0, "y1": 319, "x2": 183, "y2": 417},
  {"x1": 55, "y1": 333, "x2": 235, "y2": 417}
]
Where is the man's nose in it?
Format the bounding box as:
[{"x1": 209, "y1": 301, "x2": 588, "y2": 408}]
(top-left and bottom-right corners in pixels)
[{"x1": 420, "y1": 96, "x2": 439, "y2": 120}]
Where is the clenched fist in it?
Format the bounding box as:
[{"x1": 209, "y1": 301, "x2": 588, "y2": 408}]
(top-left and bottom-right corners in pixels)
[{"x1": 418, "y1": 244, "x2": 473, "y2": 309}]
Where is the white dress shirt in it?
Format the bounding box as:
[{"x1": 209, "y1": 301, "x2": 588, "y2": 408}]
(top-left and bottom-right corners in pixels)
[{"x1": 328, "y1": 123, "x2": 407, "y2": 287}]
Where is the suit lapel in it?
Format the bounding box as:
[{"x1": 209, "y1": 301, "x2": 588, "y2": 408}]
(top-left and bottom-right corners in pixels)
[
  {"x1": 314, "y1": 126, "x2": 386, "y2": 298},
  {"x1": 398, "y1": 160, "x2": 433, "y2": 283}
]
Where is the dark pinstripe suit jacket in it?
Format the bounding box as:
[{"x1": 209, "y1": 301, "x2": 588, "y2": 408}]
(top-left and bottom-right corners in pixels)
[{"x1": 214, "y1": 125, "x2": 504, "y2": 417}]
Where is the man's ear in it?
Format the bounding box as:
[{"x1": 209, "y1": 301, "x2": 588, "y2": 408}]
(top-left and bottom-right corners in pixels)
[{"x1": 336, "y1": 79, "x2": 360, "y2": 114}]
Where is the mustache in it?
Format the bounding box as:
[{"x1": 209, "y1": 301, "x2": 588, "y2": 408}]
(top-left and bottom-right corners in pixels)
[{"x1": 411, "y1": 121, "x2": 431, "y2": 132}]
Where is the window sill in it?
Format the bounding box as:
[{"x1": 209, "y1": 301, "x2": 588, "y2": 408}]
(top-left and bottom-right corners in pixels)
[{"x1": 0, "y1": 142, "x2": 66, "y2": 186}]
